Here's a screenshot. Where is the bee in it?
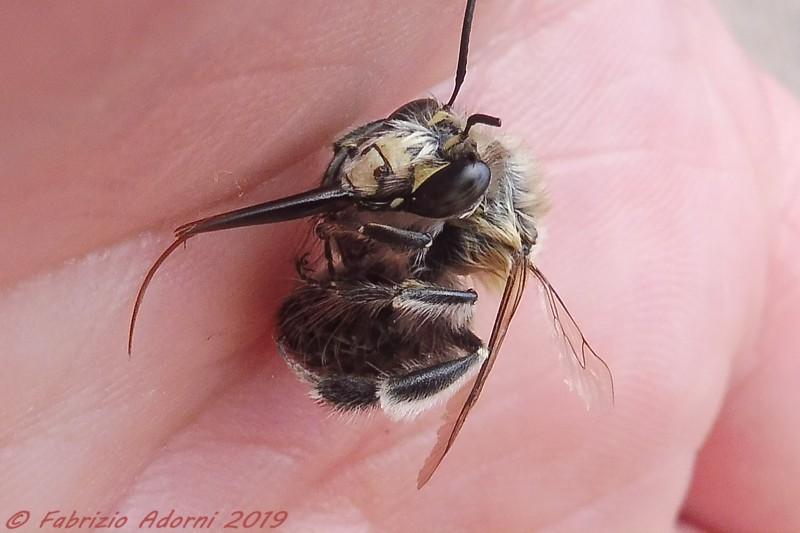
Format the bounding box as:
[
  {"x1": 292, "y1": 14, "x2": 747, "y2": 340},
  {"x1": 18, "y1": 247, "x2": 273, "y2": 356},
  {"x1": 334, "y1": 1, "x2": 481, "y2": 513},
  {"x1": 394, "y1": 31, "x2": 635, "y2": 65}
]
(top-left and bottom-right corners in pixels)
[{"x1": 128, "y1": 0, "x2": 614, "y2": 488}]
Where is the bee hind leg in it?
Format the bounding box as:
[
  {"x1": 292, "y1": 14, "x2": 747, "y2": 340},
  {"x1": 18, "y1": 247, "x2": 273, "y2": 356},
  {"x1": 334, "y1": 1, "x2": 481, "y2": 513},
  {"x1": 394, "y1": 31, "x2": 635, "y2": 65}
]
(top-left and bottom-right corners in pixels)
[
  {"x1": 377, "y1": 347, "x2": 488, "y2": 420},
  {"x1": 307, "y1": 348, "x2": 487, "y2": 420}
]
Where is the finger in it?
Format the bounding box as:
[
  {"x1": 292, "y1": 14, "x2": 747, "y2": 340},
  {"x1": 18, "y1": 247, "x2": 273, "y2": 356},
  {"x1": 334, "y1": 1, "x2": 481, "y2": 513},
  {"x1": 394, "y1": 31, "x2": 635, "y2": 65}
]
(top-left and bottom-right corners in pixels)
[
  {"x1": 683, "y1": 75, "x2": 800, "y2": 532},
  {"x1": 0, "y1": 0, "x2": 474, "y2": 518},
  {"x1": 0, "y1": 1, "x2": 470, "y2": 286}
]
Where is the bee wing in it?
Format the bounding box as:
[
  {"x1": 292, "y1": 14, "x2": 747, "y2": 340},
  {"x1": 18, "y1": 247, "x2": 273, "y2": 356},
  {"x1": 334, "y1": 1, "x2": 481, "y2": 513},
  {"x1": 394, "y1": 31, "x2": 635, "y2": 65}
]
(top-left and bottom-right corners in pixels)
[
  {"x1": 417, "y1": 253, "x2": 528, "y2": 488},
  {"x1": 528, "y1": 264, "x2": 615, "y2": 409}
]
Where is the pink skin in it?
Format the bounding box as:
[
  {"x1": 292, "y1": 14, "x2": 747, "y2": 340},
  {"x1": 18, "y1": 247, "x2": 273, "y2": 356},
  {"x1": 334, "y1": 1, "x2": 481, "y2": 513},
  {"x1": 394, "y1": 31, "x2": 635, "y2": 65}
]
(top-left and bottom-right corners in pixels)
[{"x1": 1, "y1": 0, "x2": 799, "y2": 531}]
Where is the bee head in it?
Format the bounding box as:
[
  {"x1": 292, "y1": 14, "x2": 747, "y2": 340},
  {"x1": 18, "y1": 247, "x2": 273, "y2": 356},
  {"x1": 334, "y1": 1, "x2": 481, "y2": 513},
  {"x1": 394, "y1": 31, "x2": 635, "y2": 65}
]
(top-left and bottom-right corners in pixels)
[
  {"x1": 402, "y1": 111, "x2": 501, "y2": 220},
  {"x1": 382, "y1": 0, "x2": 500, "y2": 221}
]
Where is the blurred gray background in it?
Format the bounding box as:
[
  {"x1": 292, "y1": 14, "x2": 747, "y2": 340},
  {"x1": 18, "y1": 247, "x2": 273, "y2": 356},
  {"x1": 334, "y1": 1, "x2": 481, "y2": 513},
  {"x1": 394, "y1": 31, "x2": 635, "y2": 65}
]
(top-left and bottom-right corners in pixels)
[{"x1": 715, "y1": 0, "x2": 800, "y2": 96}]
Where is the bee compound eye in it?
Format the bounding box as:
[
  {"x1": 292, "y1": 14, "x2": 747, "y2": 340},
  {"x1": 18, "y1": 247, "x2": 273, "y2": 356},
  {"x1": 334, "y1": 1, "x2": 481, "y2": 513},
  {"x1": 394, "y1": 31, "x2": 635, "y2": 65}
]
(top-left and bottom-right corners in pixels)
[{"x1": 404, "y1": 159, "x2": 490, "y2": 219}]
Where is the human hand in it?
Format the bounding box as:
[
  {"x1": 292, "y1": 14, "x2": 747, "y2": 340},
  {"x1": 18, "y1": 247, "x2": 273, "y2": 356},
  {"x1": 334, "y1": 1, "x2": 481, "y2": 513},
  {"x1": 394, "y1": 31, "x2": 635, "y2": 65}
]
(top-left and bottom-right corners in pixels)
[{"x1": 2, "y1": 1, "x2": 798, "y2": 531}]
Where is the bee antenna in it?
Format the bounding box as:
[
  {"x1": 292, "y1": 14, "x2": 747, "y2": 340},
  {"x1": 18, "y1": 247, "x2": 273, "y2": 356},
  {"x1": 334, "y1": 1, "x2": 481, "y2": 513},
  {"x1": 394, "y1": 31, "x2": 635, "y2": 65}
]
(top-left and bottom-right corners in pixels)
[
  {"x1": 463, "y1": 113, "x2": 501, "y2": 136},
  {"x1": 446, "y1": 0, "x2": 477, "y2": 108}
]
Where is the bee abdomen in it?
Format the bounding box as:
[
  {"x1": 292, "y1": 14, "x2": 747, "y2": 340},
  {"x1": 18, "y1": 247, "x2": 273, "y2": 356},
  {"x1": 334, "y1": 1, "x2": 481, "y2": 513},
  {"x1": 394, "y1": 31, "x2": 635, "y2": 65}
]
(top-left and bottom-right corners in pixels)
[{"x1": 277, "y1": 277, "x2": 479, "y2": 381}]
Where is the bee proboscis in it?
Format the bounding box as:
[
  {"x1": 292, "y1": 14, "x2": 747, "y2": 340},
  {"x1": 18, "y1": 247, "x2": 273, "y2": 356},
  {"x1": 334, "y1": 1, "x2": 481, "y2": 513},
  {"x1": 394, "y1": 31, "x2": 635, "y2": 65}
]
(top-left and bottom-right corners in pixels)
[{"x1": 129, "y1": 0, "x2": 614, "y2": 488}]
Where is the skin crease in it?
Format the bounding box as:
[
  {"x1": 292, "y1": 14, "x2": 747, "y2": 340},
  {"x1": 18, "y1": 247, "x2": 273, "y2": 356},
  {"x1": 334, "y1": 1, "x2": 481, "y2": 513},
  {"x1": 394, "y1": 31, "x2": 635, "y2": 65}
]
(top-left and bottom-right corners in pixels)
[{"x1": 1, "y1": 0, "x2": 799, "y2": 531}]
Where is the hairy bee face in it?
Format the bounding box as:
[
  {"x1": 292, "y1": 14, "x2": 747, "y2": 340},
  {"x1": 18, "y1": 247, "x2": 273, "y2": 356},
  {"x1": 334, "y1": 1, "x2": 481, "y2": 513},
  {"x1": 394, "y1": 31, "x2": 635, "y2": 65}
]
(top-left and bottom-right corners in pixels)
[
  {"x1": 318, "y1": 96, "x2": 544, "y2": 283},
  {"x1": 129, "y1": 0, "x2": 613, "y2": 489},
  {"x1": 335, "y1": 98, "x2": 493, "y2": 221}
]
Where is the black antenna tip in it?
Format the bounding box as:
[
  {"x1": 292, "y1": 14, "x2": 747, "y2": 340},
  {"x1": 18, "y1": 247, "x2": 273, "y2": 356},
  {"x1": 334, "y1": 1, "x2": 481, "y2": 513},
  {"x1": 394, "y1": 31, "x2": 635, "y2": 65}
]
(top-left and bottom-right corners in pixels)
[{"x1": 446, "y1": 0, "x2": 477, "y2": 107}]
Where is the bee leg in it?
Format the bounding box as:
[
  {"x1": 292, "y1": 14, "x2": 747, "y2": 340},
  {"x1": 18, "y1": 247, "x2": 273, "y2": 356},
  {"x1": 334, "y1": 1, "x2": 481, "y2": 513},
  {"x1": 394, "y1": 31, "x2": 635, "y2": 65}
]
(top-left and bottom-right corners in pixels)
[
  {"x1": 359, "y1": 223, "x2": 432, "y2": 252},
  {"x1": 312, "y1": 374, "x2": 381, "y2": 411},
  {"x1": 311, "y1": 221, "x2": 344, "y2": 277},
  {"x1": 316, "y1": 222, "x2": 432, "y2": 253},
  {"x1": 308, "y1": 348, "x2": 487, "y2": 419},
  {"x1": 392, "y1": 282, "x2": 477, "y2": 331},
  {"x1": 323, "y1": 239, "x2": 336, "y2": 277},
  {"x1": 377, "y1": 346, "x2": 488, "y2": 420}
]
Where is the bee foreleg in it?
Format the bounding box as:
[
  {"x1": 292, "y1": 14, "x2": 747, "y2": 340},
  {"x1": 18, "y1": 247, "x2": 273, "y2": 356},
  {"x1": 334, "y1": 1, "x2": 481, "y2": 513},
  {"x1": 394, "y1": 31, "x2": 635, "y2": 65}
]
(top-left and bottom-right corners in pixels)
[{"x1": 359, "y1": 224, "x2": 433, "y2": 252}]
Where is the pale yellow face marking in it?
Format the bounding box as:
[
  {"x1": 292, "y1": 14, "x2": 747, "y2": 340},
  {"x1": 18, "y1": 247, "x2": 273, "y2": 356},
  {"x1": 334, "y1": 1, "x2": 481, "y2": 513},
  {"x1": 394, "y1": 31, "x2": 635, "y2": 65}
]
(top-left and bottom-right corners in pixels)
[
  {"x1": 443, "y1": 134, "x2": 464, "y2": 153},
  {"x1": 374, "y1": 137, "x2": 411, "y2": 171},
  {"x1": 428, "y1": 110, "x2": 451, "y2": 126},
  {"x1": 347, "y1": 135, "x2": 416, "y2": 192},
  {"x1": 348, "y1": 147, "x2": 386, "y2": 191}
]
